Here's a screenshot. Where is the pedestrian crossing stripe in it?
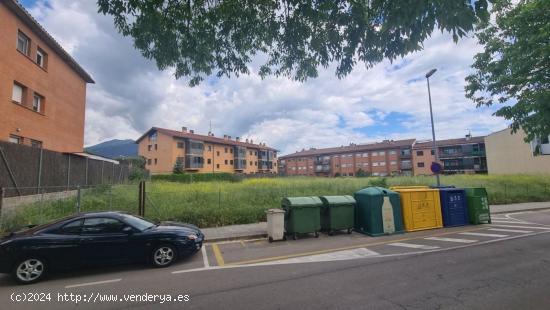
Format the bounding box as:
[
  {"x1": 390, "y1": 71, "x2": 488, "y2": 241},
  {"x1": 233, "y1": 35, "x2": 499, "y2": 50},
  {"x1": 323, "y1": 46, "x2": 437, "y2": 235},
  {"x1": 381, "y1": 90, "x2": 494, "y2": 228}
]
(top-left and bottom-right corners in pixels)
[
  {"x1": 488, "y1": 228, "x2": 533, "y2": 234},
  {"x1": 459, "y1": 232, "x2": 508, "y2": 238},
  {"x1": 424, "y1": 237, "x2": 478, "y2": 243},
  {"x1": 387, "y1": 243, "x2": 440, "y2": 250},
  {"x1": 490, "y1": 224, "x2": 550, "y2": 230}
]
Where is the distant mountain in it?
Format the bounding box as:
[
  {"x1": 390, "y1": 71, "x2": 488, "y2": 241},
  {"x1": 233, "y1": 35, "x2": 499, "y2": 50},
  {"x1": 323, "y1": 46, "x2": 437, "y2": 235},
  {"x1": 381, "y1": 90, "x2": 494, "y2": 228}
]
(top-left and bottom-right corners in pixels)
[{"x1": 85, "y1": 139, "x2": 138, "y2": 159}]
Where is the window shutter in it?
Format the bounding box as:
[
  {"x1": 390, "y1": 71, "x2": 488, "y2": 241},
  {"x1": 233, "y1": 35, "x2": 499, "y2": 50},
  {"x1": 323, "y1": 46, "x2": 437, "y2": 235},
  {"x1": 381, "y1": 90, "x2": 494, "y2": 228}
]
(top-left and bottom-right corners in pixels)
[{"x1": 12, "y1": 84, "x2": 23, "y2": 103}]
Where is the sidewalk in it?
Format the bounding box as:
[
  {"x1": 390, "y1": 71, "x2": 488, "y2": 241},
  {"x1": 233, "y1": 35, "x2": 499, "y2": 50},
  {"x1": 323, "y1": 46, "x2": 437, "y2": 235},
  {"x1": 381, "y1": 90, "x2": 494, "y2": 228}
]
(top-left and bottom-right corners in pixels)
[{"x1": 202, "y1": 201, "x2": 550, "y2": 243}]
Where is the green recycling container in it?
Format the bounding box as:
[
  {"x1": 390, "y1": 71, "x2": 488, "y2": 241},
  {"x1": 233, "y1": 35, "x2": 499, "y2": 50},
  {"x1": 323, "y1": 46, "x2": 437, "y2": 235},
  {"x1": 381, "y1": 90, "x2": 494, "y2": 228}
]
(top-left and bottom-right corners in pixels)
[
  {"x1": 464, "y1": 187, "x2": 492, "y2": 224},
  {"x1": 282, "y1": 196, "x2": 322, "y2": 239},
  {"x1": 319, "y1": 196, "x2": 356, "y2": 235},
  {"x1": 353, "y1": 187, "x2": 405, "y2": 236}
]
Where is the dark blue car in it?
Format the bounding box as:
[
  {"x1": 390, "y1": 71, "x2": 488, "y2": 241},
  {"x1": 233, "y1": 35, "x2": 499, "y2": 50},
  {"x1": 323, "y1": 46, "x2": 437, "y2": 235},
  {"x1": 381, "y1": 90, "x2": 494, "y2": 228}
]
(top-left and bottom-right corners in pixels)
[{"x1": 0, "y1": 212, "x2": 204, "y2": 284}]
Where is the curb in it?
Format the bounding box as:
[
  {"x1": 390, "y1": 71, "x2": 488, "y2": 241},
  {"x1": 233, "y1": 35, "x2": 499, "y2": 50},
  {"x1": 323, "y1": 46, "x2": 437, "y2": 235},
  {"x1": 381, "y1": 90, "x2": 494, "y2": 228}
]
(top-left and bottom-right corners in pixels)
[
  {"x1": 491, "y1": 206, "x2": 550, "y2": 215},
  {"x1": 205, "y1": 233, "x2": 268, "y2": 244}
]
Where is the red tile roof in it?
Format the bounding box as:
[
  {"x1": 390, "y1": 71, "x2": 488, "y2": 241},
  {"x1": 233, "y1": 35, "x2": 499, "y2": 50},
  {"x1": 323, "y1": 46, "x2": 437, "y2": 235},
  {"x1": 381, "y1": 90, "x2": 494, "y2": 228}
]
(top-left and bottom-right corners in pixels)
[
  {"x1": 136, "y1": 127, "x2": 277, "y2": 151},
  {"x1": 412, "y1": 136, "x2": 485, "y2": 149},
  {"x1": 3, "y1": 0, "x2": 94, "y2": 83},
  {"x1": 279, "y1": 139, "x2": 416, "y2": 159}
]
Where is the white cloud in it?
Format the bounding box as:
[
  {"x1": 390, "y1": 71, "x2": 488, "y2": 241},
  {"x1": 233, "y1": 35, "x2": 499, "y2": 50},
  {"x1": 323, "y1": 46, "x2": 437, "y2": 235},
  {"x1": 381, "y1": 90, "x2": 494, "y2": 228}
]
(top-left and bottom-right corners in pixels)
[{"x1": 28, "y1": 1, "x2": 509, "y2": 154}]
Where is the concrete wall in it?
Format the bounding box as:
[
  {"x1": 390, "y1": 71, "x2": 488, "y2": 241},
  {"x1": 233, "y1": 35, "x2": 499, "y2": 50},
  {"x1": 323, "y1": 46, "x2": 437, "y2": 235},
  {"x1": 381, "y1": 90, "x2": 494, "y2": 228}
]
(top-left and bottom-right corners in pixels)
[
  {"x1": 0, "y1": 3, "x2": 88, "y2": 153},
  {"x1": 485, "y1": 128, "x2": 550, "y2": 174}
]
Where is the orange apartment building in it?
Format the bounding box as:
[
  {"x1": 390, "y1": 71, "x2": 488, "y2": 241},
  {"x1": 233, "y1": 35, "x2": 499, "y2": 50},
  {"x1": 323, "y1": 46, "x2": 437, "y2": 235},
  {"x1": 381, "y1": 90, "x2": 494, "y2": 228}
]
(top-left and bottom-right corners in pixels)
[
  {"x1": 136, "y1": 127, "x2": 278, "y2": 174},
  {"x1": 412, "y1": 136, "x2": 487, "y2": 175},
  {"x1": 0, "y1": 0, "x2": 94, "y2": 153},
  {"x1": 278, "y1": 139, "x2": 416, "y2": 177}
]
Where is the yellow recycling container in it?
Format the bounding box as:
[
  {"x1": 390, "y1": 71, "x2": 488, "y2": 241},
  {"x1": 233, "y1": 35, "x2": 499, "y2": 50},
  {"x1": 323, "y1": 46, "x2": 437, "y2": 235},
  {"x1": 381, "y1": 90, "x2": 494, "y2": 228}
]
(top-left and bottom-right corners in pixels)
[{"x1": 389, "y1": 187, "x2": 443, "y2": 232}]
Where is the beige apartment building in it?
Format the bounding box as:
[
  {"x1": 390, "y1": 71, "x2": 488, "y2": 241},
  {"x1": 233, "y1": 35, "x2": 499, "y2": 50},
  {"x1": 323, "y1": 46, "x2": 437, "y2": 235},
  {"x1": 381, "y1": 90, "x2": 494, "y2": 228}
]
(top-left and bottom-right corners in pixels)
[
  {"x1": 485, "y1": 128, "x2": 550, "y2": 174},
  {"x1": 0, "y1": 0, "x2": 94, "y2": 153},
  {"x1": 278, "y1": 139, "x2": 415, "y2": 177},
  {"x1": 136, "y1": 127, "x2": 277, "y2": 174},
  {"x1": 412, "y1": 136, "x2": 487, "y2": 175}
]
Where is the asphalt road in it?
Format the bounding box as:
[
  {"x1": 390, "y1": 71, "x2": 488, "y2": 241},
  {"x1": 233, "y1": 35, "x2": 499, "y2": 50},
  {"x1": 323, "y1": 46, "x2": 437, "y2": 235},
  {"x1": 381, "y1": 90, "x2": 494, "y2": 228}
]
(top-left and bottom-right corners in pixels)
[{"x1": 2, "y1": 210, "x2": 550, "y2": 309}]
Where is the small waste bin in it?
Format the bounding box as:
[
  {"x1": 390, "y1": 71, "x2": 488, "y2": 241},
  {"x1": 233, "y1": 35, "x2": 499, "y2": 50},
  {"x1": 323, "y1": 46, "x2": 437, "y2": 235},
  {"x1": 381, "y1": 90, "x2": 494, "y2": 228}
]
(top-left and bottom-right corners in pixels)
[
  {"x1": 319, "y1": 196, "x2": 355, "y2": 235},
  {"x1": 266, "y1": 209, "x2": 286, "y2": 242},
  {"x1": 390, "y1": 187, "x2": 443, "y2": 232},
  {"x1": 464, "y1": 187, "x2": 491, "y2": 224},
  {"x1": 431, "y1": 187, "x2": 469, "y2": 227},
  {"x1": 282, "y1": 196, "x2": 322, "y2": 239},
  {"x1": 354, "y1": 187, "x2": 404, "y2": 236}
]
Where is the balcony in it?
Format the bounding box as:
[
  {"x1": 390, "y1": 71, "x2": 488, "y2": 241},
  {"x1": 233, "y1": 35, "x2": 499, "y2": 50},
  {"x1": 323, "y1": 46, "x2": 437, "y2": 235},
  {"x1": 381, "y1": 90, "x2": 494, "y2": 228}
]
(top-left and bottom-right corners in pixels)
[
  {"x1": 315, "y1": 165, "x2": 331, "y2": 173},
  {"x1": 314, "y1": 157, "x2": 331, "y2": 165},
  {"x1": 185, "y1": 155, "x2": 204, "y2": 170},
  {"x1": 234, "y1": 158, "x2": 246, "y2": 170},
  {"x1": 400, "y1": 162, "x2": 413, "y2": 170}
]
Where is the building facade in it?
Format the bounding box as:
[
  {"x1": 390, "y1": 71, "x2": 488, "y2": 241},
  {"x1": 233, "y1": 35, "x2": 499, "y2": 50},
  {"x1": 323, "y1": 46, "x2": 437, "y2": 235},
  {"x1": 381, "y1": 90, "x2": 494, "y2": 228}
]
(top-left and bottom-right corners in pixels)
[
  {"x1": 485, "y1": 128, "x2": 550, "y2": 174},
  {"x1": 412, "y1": 136, "x2": 487, "y2": 175},
  {"x1": 0, "y1": 0, "x2": 94, "y2": 153},
  {"x1": 278, "y1": 139, "x2": 415, "y2": 177},
  {"x1": 137, "y1": 127, "x2": 278, "y2": 174}
]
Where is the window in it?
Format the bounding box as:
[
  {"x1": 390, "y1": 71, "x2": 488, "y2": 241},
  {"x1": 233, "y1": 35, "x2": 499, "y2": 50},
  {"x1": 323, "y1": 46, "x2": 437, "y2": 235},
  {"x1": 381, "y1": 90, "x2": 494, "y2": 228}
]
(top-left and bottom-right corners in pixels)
[
  {"x1": 9, "y1": 135, "x2": 22, "y2": 144},
  {"x1": 207, "y1": 158, "x2": 211, "y2": 164},
  {"x1": 250, "y1": 161, "x2": 253, "y2": 166},
  {"x1": 82, "y1": 218, "x2": 126, "y2": 234},
  {"x1": 12, "y1": 82, "x2": 24, "y2": 103},
  {"x1": 148, "y1": 145, "x2": 152, "y2": 151},
  {"x1": 225, "y1": 160, "x2": 228, "y2": 165},
  {"x1": 230, "y1": 148, "x2": 233, "y2": 154},
  {"x1": 355, "y1": 153, "x2": 361, "y2": 157},
  {"x1": 416, "y1": 150, "x2": 424, "y2": 156},
  {"x1": 224, "y1": 147, "x2": 228, "y2": 153},
  {"x1": 216, "y1": 164, "x2": 220, "y2": 169},
  {"x1": 255, "y1": 161, "x2": 257, "y2": 166},
  {"x1": 389, "y1": 150, "x2": 397, "y2": 155},
  {"x1": 155, "y1": 144, "x2": 158, "y2": 150},
  {"x1": 379, "y1": 151, "x2": 385, "y2": 156},
  {"x1": 30, "y1": 139, "x2": 42, "y2": 148},
  {"x1": 230, "y1": 160, "x2": 233, "y2": 165},
  {"x1": 417, "y1": 162, "x2": 425, "y2": 168},
  {"x1": 431, "y1": 150, "x2": 435, "y2": 155},
  {"x1": 177, "y1": 142, "x2": 184, "y2": 149},
  {"x1": 154, "y1": 158, "x2": 158, "y2": 165},
  {"x1": 249, "y1": 151, "x2": 253, "y2": 156},
  {"x1": 380, "y1": 161, "x2": 386, "y2": 166},
  {"x1": 255, "y1": 151, "x2": 257, "y2": 156},
  {"x1": 372, "y1": 162, "x2": 379, "y2": 167},
  {"x1": 362, "y1": 153, "x2": 368, "y2": 157},
  {"x1": 149, "y1": 132, "x2": 157, "y2": 141},
  {"x1": 147, "y1": 159, "x2": 152, "y2": 165},
  {"x1": 36, "y1": 48, "x2": 47, "y2": 68},
  {"x1": 208, "y1": 146, "x2": 212, "y2": 151},
  {"x1": 17, "y1": 31, "x2": 30, "y2": 55},
  {"x1": 372, "y1": 152, "x2": 378, "y2": 156},
  {"x1": 32, "y1": 93, "x2": 43, "y2": 112},
  {"x1": 390, "y1": 161, "x2": 397, "y2": 165},
  {"x1": 54, "y1": 219, "x2": 83, "y2": 235}
]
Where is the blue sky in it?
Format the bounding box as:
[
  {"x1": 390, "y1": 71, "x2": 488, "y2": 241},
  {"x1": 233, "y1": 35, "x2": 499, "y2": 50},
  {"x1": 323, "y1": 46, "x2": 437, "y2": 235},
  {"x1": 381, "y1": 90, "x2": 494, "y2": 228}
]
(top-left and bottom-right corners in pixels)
[{"x1": 22, "y1": 0, "x2": 508, "y2": 154}]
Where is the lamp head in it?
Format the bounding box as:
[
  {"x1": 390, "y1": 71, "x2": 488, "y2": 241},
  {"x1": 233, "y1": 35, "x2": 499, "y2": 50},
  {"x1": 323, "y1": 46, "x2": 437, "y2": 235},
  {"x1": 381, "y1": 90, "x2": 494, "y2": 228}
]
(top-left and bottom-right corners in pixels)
[{"x1": 425, "y1": 68, "x2": 437, "y2": 78}]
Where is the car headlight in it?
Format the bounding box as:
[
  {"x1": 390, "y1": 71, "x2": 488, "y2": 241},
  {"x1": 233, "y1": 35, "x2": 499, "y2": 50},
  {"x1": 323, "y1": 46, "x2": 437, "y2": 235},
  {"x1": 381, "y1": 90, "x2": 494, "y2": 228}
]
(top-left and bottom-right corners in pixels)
[{"x1": 187, "y1": 234, "x2": 198, "y2": 240}]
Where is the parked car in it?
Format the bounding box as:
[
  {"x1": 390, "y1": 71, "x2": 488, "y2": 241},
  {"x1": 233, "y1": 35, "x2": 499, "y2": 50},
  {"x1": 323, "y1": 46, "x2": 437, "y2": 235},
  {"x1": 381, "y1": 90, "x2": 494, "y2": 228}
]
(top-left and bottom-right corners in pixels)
[{"x1": 0, "y1": 212, "x2": 204, "y2": 284}]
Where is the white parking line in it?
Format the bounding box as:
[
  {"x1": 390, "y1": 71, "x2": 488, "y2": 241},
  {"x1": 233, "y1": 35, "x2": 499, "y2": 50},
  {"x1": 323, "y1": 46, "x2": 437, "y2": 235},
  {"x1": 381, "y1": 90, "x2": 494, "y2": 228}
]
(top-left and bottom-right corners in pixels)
[
  {"x1": 264, "y1": 248, "x2": 380, "y2": 265},
  {"x1": 490, "y1": 224, "x2": 550, "y2": 230},
  {"x1": 491, "y1": 220, "x2": 528, "y2": 224},
  {"x1": 488, "y1": 228, "x2": 533, "y2": 234},
  {"x1": 387, "y1": 243, "x2": 440, "y2": 250},
  {"x1": 65, "y1": 278, "x2": 122, "y2": 289},
  {"x1": 459, "y1": 232, "x2": 508, "y2": 238},
  {"x1": 424, "y1": 237, "x2": 478, "y2": 243},
  {"x1": 201, "y1": 245, "x2": 210, "y2": 268}
]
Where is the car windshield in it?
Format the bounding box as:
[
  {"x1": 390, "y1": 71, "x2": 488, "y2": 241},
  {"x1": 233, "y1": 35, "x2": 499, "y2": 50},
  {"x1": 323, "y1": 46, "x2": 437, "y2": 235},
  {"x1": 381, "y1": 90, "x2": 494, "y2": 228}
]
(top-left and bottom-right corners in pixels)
[{"x1": 120, "y1": 214, "x2": 156, "y2": 231}]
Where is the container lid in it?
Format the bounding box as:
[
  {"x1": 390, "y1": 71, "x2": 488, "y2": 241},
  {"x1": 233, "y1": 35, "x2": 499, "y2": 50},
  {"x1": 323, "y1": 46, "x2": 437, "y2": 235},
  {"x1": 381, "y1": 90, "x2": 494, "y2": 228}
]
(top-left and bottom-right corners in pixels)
[
  {"x1": 354, "y1": 187, "x2": 397, "y2": 197},
  {"x1": 319, "y1": 195, "x2": 356, "y2": 205},
  {"x1": 265, "y1": 208, "x2": 286, "y2": 214},
  {"x1": 389, "y1": 186, "x2": 429, "y2": 190},
  {"x1": 390, "y1": 186, "x2": 438, "y2": 192},
  {"x1": 281, "y1": 196, "x2": 323, "y2": 207}
]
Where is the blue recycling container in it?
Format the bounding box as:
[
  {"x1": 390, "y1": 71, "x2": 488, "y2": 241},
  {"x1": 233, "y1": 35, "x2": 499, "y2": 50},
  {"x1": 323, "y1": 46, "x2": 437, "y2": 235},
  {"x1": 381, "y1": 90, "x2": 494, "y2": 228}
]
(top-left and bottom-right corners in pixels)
[{"x1": 432, "y1": 187, "x2": 469, "y2": 227}]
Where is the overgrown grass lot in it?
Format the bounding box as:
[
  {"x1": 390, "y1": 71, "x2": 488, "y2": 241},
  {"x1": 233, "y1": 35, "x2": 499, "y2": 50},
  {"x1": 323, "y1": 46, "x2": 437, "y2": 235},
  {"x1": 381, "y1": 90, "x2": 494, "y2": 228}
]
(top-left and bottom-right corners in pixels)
[{"x1": 2, "y1": 174, "x2": 550, "y2": 231}]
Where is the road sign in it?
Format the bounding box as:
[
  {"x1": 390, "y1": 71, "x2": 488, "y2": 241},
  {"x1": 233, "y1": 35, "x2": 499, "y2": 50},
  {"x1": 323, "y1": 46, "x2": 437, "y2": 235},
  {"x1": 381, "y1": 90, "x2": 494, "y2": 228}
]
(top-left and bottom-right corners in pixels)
[{"x1": 431, "y1": 162, "x2": 442, "y2": 174}]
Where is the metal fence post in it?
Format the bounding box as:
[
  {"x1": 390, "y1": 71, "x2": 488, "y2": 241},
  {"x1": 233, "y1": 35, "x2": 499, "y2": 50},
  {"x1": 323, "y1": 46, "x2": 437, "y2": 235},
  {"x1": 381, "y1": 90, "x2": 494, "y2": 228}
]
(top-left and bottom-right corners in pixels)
[
  {"x1": 218, "y1": 188, "x2": 221, "y2": 209},
  {"x1": 138, "y1": 181, "x2": 146, "y2": 216},
  {"x1": 76, "y1": 186, "x2": 81, "y2": 213},
  {"x1": 504, "y1": 183, "x2": 508, "y2": 204},
  {"x1": 67, "y1": 155, "x2": 71, "y2": 191},
  {"x1": 109, "y1": 184, "x2": 113, "y2": 210},
  {"x1": 37, "y1": 148, "x2": 43, "y2": 195}
]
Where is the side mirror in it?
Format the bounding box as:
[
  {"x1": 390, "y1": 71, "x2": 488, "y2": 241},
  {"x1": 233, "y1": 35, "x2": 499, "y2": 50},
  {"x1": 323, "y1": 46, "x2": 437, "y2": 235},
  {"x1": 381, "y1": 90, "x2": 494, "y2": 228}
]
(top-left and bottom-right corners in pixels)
[{"x1": 123, "y1": 226, "x2": 134, "y2": 234}]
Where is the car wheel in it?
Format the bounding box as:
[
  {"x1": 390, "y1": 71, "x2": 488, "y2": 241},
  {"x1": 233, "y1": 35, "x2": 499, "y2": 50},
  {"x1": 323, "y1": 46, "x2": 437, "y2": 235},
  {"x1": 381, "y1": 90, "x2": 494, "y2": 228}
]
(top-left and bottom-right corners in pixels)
[
  {"x1": 12, "y1": 257, "x2": 47, "y2": 284},
  {"x1": 151, "y1": 245, "x2": 177, "y2": 268}
]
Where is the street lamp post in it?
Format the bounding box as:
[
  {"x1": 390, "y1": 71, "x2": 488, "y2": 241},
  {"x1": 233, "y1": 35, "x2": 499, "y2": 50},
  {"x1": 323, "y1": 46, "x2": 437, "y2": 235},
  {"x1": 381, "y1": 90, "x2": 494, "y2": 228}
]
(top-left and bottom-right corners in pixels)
[{"x1": 425, "y1": 68, "x2": 440, "y2": 186}]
